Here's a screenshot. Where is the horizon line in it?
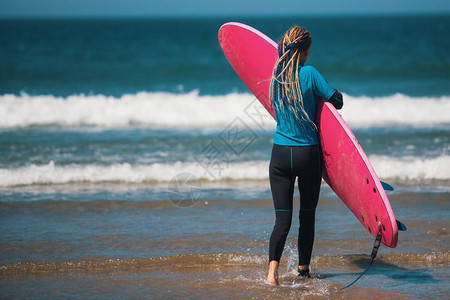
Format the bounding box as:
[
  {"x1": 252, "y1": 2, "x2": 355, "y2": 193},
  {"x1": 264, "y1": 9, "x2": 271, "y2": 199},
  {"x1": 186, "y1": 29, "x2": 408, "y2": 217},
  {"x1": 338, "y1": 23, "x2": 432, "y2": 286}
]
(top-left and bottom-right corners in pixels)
[{"x1": 1, "y1": 11, "x2": 449, "y2": 20}]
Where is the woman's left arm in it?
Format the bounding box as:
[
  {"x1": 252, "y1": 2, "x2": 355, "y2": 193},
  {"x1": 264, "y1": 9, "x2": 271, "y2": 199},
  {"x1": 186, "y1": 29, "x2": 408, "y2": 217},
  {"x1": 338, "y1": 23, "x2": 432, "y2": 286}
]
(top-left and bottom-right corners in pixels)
[
  {"x1": 309, "y1": 66, "x2": 343, "y2": 110},
  {"x1": 328, "y1": 90, "x2": 343, "y2": 110}
]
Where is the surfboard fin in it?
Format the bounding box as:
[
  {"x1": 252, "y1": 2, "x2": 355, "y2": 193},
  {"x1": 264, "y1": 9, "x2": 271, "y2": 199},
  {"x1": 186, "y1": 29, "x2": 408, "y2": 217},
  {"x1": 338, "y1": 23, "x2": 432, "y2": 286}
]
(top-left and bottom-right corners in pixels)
[
  {"x1": 380, "y1": 181, "x2": 394, "y2": 191},
  {"x1": 396, "y1": 220, "x2": 407, "y2": 231}
]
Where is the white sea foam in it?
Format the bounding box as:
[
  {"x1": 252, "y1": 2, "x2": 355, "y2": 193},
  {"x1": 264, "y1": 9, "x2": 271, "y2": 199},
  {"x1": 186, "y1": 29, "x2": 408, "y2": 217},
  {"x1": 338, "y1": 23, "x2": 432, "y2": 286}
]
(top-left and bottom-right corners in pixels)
[
  {"x1": 0, "y1": 160, "x2": 269, "y2": 187},
  {"x1": 0, "y1": 91, "x2": 448, "y2": 129},
  {"x1": 0, "y1": 91, "x2": 274, "y2": 130},
  {"x1": 0, "y1": 156, "x2": 448, "y2": 187},
  {"x1": 368, "y1": 155, "x2": 450, "y2": 182},
  {"x1": 340, "y1": 94, "x2": 450, "y2": 128}
]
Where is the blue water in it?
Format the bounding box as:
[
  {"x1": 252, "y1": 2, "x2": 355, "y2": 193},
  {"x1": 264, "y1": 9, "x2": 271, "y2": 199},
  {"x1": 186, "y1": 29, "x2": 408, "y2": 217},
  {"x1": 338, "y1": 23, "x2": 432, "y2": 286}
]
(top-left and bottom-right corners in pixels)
[
  {"x1": 0, "y1": 15, "x2": 449, "y2": 298},
  {"x1": 1, "y1": 15, "x2": 449, "y2": 97}
]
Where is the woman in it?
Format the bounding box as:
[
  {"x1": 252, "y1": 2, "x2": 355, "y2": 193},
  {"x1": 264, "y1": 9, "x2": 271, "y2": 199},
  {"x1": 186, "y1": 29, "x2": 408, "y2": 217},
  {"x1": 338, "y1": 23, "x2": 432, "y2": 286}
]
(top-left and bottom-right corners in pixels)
[{"x1": 267, "y1": 26, "x2": 343, "y2": 285}]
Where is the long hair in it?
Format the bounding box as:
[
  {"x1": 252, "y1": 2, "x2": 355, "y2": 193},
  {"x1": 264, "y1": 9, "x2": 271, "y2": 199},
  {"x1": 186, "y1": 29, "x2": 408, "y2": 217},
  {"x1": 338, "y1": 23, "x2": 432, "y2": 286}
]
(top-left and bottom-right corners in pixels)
[{"x1": 270, "y1": 26, "x2": 315, "y2": 131}]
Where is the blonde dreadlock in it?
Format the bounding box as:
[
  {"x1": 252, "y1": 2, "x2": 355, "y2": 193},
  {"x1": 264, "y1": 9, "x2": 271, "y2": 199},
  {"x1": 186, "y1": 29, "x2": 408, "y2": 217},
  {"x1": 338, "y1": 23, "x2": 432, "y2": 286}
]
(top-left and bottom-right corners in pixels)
[{"x1": 271, "y1": 26, "x2": 316, "y2": 132}]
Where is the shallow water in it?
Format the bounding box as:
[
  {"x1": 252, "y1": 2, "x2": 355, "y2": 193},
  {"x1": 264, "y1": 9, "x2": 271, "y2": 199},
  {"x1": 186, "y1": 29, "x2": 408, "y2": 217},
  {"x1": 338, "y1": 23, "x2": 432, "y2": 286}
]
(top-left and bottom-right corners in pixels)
[{"x1": 1, "y1": 183, "x2": 448, "y2": 298}]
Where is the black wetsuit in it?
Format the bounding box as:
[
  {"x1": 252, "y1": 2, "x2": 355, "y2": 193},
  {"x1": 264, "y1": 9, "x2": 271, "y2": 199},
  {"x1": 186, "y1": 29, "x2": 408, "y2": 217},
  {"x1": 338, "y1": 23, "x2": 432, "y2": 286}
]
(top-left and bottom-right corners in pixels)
[{"x1": 268, "y1": 90, "x2": 343, "y2": 265}]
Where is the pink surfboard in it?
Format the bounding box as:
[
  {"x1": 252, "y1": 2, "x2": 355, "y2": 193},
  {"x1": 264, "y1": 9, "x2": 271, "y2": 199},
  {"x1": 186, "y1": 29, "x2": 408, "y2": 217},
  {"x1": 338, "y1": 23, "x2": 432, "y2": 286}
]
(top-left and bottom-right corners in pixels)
[{"x1": 218, "y1": 22, "x2": 398, "y2": 248}]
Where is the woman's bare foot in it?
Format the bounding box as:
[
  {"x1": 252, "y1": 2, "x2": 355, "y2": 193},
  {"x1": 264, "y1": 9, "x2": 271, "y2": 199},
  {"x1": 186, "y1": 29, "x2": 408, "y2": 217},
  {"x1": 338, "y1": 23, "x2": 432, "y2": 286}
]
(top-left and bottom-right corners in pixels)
[{"x1": 267, "y1": 260, "x2": 279, "y2": 285}]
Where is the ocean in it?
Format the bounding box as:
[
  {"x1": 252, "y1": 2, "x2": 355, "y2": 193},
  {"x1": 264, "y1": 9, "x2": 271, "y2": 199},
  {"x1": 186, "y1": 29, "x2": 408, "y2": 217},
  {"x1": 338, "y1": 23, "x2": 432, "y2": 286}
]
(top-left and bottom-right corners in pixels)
[{"x1": 0, "y1": 15, "x2": 449, "y2": 298}]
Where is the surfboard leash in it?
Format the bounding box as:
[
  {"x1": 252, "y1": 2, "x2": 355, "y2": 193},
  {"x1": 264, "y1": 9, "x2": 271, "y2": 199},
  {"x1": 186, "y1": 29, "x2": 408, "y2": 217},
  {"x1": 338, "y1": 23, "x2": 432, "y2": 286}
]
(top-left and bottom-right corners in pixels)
[{"x1": 338, "y1": 223, "x2": 382, "y2": 291}]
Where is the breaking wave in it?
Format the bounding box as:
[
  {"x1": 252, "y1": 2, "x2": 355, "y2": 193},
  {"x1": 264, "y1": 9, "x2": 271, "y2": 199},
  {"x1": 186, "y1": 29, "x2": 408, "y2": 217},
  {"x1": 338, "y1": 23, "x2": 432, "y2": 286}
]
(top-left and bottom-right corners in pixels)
[
  {"x1": 0, "y1": 156, "x2": 448, "y2": 187},
  {"x1": 0, "y1": 91, "x2": 448, "y2": 129}
]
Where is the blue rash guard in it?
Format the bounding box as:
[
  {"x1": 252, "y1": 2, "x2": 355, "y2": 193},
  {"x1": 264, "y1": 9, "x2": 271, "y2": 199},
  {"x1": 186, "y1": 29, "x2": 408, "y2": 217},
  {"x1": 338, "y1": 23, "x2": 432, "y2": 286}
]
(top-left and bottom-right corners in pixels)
[{"x1": 273, "y1": 64, "x2": 336, "y2": 146}]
